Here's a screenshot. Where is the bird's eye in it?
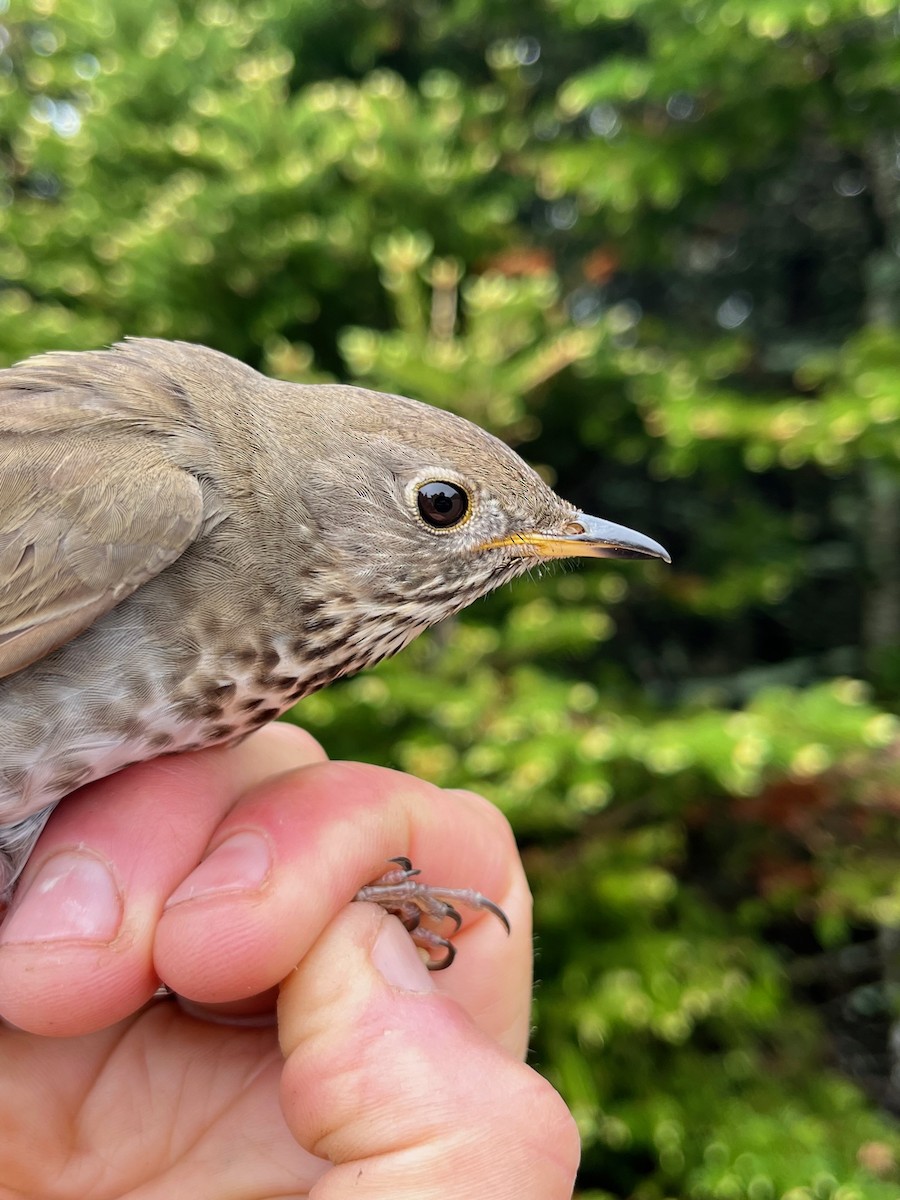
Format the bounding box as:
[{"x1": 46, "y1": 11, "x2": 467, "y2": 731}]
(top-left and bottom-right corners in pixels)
[{"x1": 417, "y1": 481, "x2": 470, "y2": 529}]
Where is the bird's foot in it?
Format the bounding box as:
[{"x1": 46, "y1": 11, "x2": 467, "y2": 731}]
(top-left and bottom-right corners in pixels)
[{"x1": 355, "y1": 856, "x2": 510, "y2": 970}]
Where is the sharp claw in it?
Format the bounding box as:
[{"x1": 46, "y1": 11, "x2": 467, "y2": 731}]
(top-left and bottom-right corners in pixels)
[
  {"x1": 400, "y1": 909, "x2": 422, "y2": 933},
  {"x1": 426, "y1": 940, "x2": 456, "y2": 971},
  {"x1": 482, "y1": 897, "x2": 511, "y2": 935},
  {"x1": 354, "y1": 857, "x2": 509, "y2": 968},
  {"x1": 445, "y1": 904, "x2": 462, "y2": 932}
]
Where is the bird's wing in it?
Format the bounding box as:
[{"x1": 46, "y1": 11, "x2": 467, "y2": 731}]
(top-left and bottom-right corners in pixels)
[{"x1": 0, "y1": 354, "x2": 206, "y2": 680}]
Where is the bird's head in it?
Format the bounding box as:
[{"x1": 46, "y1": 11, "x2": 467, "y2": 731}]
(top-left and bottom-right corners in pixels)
[
  {"x1": 0, "y1": 335, "x2": 668, "y2": 686},
  {"x1": 286, "y1": 383, "x2": 670, "y2": 630}
]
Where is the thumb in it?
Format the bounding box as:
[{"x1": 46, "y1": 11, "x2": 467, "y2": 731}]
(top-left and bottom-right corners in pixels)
[{"x1": 278, "y1": 903, "x2": 579, "y2": 1200}]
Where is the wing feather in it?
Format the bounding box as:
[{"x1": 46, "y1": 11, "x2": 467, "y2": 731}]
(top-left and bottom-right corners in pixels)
[{"x1": 0, "y1": 352, "x2": 206, "y2": 679}]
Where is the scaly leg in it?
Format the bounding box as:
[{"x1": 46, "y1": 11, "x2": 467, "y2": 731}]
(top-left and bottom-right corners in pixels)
[{"x1": 355, "y1": 857, "x2": 510, "y2": 970}]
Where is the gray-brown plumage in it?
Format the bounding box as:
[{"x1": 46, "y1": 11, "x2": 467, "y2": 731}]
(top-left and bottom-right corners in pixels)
[{"x1": 0, "y1": 339, "x2": 669, "y2": 897}]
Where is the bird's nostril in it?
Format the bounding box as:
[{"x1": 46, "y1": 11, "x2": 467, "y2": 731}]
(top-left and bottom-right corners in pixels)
[{"x1": 563, "y1": 520, "x2": 585, "y2": 536}]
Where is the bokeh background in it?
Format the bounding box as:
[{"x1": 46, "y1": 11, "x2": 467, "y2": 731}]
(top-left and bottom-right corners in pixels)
[{"x1": 3, "y1": 0, "x2": 900, "y2": 1194}]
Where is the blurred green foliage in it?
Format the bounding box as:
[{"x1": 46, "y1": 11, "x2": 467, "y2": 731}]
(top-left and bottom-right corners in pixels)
[{"x1": 2, "y1": 0, "x2": 900, "y2": 1193}]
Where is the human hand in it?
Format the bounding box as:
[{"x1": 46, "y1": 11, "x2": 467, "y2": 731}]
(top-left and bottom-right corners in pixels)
[{"x1": 0, "y1": 725, "x2": 579, "y2": 1198}]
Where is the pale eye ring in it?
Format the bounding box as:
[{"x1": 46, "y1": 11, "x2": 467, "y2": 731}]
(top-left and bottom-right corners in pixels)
[{"x1": 417, "y1": 481, "x2": 470, "y2": 529}]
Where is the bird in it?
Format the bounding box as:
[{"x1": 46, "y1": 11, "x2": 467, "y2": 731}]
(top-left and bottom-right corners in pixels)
[{"x1": 0, "y1": 338, "x2": 669, "y2": 963}]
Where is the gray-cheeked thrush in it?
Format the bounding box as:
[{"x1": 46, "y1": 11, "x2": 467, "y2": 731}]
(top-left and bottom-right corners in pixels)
[{"x1": 0, "y1": 339, "x2": 669, "y2": 965}]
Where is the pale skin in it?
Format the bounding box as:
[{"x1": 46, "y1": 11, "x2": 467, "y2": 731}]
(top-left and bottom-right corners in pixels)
[{"x1": 0, "y1": 724, "x2": 580, "y2": 1199}]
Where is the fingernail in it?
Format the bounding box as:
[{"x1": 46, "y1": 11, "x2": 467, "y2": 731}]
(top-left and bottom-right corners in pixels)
[
  {"x1": 371, "y1": 916, "x2": 435, "y2": 993},
  {"x1": 165, "y1": 830, "x2": 272, "y2": 908},
  {"x1": 0, "y1": 851, "x2": 123, "y2": 945}
]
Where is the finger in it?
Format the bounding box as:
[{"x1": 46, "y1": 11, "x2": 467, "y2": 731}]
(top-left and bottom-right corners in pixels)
[
  {"x1": 0, "y1": 724, "x2": 325, "y2": 1036},
  {"x1": 153, "y1": 762, "x2": 532, "y2": 1055},
  {"x1": 435, "y1": 789, "x2": 533, "y2": 1057},
  {"x1": 279, "y1": 902, "x2": 580, "y2": 1199}
]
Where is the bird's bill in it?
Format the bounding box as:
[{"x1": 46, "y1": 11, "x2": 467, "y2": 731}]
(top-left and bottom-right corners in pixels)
[{"x1": 483, "y1": 514, "x2": 671, "y2": 563}]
